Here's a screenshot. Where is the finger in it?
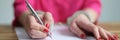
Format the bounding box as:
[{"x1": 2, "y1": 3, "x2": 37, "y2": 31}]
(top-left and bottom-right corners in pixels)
[
  {"x1": 37, "y1": 11, "x2": 44, "y2": 19},
  {"x1": 78, "y1": 22, "x2": 101, "y2": 40},
  {"x1": 105, "y1": 30, "x2": 117, "y2": 40},
  {"x1": 70, "y1": 21, "x2": 86, "y2": 39},
  {"x1": 43, "y1": 12, "x2": 54, "y2": 29},
  {"x1": 43, "y1": 12, "x2": 54, "y2": 26},
  {"x1": 28, "y1": 15, "x2": 42, "y2": 30},
  {"x1": 92, "y1": 26, "x2": 101, "y2": 40},
  {"x1": 28, "y1": 15, "x2": 40, "y2": 30},
  {"x1": 28, "y1": 15, "x2": 38, "y2": 23},
  {"x1": 29, "y1": 29, "x2": 47, "y2": 38},
  {"x1": 30, "y1": 22, "x2": 49, "y2": 32},
  {"x1": 99, "y1": 27, "x2": 108, "y2": 40},
  {"x1": 113, "y1": 33, "x2": 119, "y2": 40},
  {"x1": 28, "y1": 15, "x2": 48, "y2": 32},
  {"x1": 35, "y1": 11, "x2": 44, "y2": 23}
]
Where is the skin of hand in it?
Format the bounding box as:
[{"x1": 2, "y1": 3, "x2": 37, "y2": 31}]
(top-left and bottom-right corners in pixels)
[
  {"x1": 18, "y1": 11, "x2": 54, "y2": 38},
  {"x1": 69, "y1": 8, "x2": 118, "y2": 40}
]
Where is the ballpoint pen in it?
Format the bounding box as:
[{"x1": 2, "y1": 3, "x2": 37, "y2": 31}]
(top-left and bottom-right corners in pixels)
[{"x1": 25, "y1": 0, "x2": 54, "y2": 40}]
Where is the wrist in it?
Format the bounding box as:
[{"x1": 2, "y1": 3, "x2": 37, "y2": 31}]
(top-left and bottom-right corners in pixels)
[
  {"x1": 83, "y1": 8, "x2": 98, "y2": 23},
  {"x1": 67, "y1": 11, "x2": 92, "y2": 25}
]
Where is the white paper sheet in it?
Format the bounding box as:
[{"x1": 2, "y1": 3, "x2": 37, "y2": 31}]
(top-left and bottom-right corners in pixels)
[{"x1": 15, "y1": 24, "x2": 96, "y2": 40}]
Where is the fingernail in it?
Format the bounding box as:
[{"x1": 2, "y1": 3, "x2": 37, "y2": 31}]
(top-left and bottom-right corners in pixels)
[
  {"x1": 108, "y1": 37, "x2": 111, "y2": 40},
  {"x1": 80, "y1": 34, "x2": 86, "y2": 39},
  {"x1": 46, "y1": 23, "x2": 50, "y2": 29},
  {"x1": 113, "y1": 35, "x2": 117, "y2": 39},
  {"x1": 43, "y1": 28, "x2": 49, "y2": 33},
  {"x1": 114, "y1": 33, "x2": 118, "y2": 39},
  {"x1": 114, "y1": 35, "x2": 118, "y2": 40}
]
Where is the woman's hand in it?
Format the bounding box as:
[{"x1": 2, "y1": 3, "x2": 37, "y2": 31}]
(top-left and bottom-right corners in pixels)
[
  {"x1": 68, "y1": 11, "x2": 118, "y2": 40},
  {"x1": 19, "y1": 11, "x2": 54, "y2": 38}
]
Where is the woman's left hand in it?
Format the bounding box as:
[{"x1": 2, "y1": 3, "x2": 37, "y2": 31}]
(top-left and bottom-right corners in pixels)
[{"x1": 68, "y1": 12, "x2": 118, "y2": 40}]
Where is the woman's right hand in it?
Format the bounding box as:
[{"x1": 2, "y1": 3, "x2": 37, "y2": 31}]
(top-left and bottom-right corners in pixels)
[{"x1": 19, "y1": 11, "x2": 54, "y2": 38}]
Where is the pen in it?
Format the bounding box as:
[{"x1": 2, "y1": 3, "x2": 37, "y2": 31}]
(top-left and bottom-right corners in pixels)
[{"x1": 25, "y1": 0, "x2": 53, "y2": 39}]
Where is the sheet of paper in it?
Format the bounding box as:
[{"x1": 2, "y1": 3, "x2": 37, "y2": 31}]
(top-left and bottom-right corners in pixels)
[{"x1": 15, "y1": 24, "x2": 96, "y2": 40}]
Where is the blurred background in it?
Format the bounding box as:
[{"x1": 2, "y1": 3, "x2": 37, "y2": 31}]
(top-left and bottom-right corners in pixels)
[{"x1": 0, "y1": 0, "x2": 120, "y2": 24}]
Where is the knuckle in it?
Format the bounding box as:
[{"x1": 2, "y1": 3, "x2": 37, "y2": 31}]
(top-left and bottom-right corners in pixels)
[
  {"x1": 71, "y1": 22, "x2": 76, "y2": 28},
  {"x1": 46, "y1": 13, "x2": 53, "y2": 17},
  {"x1": 92, "y1": 27, "x2": 98, "y2": 32},
  {"x1": 46, "y1": 14, "x2": 53, "y2": 22}
]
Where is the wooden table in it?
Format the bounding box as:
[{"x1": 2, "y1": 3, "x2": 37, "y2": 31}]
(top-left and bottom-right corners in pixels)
[
  {"x1": 0, "y1": 24, "x2": 17, "y2": 40},
  {"x1": 99, "y1": 22, "x2": 120, "y2": 39},
  {"x1": 0, "y1": 22, "x2": 120, "y2": 40}
]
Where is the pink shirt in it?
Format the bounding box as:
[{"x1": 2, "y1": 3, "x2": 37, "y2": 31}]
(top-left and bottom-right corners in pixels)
[{"x1": 13, "y1": 0, "x2": 101, "y2": 26}]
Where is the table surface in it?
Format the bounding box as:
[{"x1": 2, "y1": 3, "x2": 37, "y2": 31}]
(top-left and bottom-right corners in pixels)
[{"x1": 0, "y1": 22, "x2": 120, "y2": 40}]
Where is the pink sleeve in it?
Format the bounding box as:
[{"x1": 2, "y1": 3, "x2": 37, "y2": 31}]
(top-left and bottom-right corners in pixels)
[
  {"x1": 13, "y1": 0, "x2": 35, "y2": 26},
  {"x1": 13, "y1": 0, "x2": 36, "y2": 18},
  {"x1": 83, "y1": 0, "x2": 101, "y2": 24},
  {"x1": 14, "y1": 0, "x2": 26, "y2": 18},
  {"x1": 83, "y1": 0, "x2": 101, "y2": 16}
]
